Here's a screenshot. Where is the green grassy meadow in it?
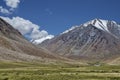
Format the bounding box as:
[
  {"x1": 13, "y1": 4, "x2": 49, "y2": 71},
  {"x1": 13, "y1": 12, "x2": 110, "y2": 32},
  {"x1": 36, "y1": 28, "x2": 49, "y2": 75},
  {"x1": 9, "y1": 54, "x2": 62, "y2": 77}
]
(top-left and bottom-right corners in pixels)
[{"x1": 0, "y1": 62, "x2": 120, "y2": 80}]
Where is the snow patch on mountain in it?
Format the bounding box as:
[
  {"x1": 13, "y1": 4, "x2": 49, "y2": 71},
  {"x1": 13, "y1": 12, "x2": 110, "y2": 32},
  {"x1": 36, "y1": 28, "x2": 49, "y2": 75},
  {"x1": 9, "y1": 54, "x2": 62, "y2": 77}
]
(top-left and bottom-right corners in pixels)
[
  {"x1": 31, "y1": 35, "x2": 54, "y2": 44},
  {"x1": 61, "y1": 26, "x2": 79, "y2": 34}
]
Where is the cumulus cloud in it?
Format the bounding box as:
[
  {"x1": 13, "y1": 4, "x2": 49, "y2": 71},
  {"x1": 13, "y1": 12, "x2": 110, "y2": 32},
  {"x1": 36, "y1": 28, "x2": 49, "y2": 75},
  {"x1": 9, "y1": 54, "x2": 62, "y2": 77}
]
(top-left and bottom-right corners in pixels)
[
  {"x1": 0, "y1": 16, "x2": 54, "y2": 44},
  {"x1": 4, "y1": 0, "x2": 20, "y2": 9},
  {"x1": 0, "y1": 0, "x2": 20, "y2": 14},
  {"x1": 1, "y1": 16, "x2": 39, "y2": 35},
  {"x1": 31, "y1": 30, "x2": 48, "y2": 40},
  {"x1": 0, "y1": 6, "x2": 11, "y2": 14}
]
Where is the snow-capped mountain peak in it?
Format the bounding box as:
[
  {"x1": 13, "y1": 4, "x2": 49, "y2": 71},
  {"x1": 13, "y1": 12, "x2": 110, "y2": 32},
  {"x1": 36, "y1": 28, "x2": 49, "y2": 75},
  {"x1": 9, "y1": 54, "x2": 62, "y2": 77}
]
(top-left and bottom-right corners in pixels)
[
  {"x1": 61, "y1": 19, "x2": 118, "y2": 35},
  {"x1": 41, "y1": 19, "x2": 120, "y2": 60},
  {"x1": 83, "y1": 19, "x2": 110, "y2": 32}
]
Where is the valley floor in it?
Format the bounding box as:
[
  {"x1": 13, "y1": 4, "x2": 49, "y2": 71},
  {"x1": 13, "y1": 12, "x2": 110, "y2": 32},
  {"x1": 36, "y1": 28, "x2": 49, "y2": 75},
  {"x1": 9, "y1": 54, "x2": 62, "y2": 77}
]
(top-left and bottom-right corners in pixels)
[{"x1": 0, "y1": 62, "x2": 120, "y2": 80}]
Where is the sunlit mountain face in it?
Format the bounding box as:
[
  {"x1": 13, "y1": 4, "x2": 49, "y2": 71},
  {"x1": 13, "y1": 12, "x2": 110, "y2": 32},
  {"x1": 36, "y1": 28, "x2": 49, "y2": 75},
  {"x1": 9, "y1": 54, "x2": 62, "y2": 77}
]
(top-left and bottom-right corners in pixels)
[{"x1": 41, "y1": 19, "x2": 120, "y2": 61}]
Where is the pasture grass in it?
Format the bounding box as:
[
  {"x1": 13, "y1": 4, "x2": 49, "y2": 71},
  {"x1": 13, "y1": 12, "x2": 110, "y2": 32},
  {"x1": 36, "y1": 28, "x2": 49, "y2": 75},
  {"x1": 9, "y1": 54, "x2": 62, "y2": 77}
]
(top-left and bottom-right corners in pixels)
[{"x1": 0, "y1": 61, "x2": 120, "y2": 80}]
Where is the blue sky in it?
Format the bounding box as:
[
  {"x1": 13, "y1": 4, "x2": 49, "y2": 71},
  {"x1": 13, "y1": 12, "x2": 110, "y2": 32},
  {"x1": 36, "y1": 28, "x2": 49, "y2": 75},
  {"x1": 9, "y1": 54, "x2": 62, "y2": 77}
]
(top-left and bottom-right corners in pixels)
[{"x1": 0, "y1": 0, "x2": 120, "y2": 43}]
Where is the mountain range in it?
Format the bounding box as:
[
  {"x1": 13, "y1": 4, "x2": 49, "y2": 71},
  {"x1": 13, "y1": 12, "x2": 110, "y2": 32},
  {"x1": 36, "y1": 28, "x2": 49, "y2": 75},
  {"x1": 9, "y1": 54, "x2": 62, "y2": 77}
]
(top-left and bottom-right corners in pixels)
[
  {"x1": 41, "y1": 19, "x2": 120, "y2": 63},
  {"x1": 0, "y1": 18, "x2": 120, "y2": 64}
]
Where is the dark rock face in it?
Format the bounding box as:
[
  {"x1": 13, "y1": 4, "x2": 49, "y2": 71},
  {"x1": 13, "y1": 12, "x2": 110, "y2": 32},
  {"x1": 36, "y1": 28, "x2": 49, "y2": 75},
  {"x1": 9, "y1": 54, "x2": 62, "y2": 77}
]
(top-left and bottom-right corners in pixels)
[
  {"x1": 0, "y1": 18, "x2": 21, "y2": 35},
  {"x1": 41, "y1": 19, "x2": 120, "y2": 60}
]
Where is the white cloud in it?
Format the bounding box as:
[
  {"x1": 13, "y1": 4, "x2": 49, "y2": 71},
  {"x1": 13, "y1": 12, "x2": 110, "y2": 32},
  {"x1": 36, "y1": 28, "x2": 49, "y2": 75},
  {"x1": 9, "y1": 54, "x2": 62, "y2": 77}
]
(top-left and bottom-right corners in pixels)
[
  {"x1": 0, "y1": 16, "x2": 36, "y2": 35},
  {"x1": 4, "y1": 0, "x2": 20, "y2": 9},
  {"x1": 0, "y1": 16, "x2": 54, "y2": 44},
  {"x1": 0, "y1": 6, "x2": 11, "y2": 14},
  {"x1": 31, "y1": 30, "x2": 48, "y2": 40},
  {"x1": 0, "y1": 0, "x2": 20, "y2": 14}
]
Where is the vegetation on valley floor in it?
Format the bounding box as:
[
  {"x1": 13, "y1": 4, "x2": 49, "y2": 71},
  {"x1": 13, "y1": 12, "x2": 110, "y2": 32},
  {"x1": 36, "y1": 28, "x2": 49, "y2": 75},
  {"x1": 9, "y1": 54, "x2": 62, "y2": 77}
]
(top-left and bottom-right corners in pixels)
[{"x1": 0, "y1": 61, "x2": 120, "y2": 80}]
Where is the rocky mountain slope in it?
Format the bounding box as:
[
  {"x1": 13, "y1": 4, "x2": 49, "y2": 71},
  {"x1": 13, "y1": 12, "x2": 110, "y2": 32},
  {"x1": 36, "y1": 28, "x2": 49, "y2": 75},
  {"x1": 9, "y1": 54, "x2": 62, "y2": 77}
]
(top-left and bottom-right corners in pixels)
[
  {"x1": 41, "y1": 19, "x2": 120, "y2": 61},
  {"x1": 0, "y1": 18, "x2": 61, "y2": 62}
]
